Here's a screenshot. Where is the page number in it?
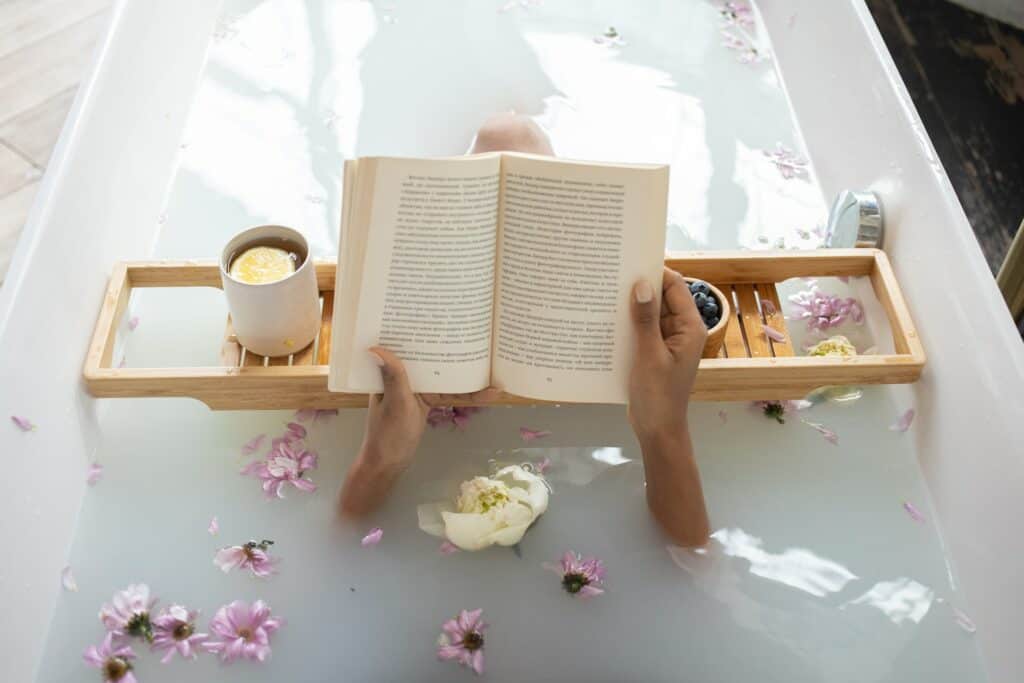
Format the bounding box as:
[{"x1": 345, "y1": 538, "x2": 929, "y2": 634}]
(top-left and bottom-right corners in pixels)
[
  {"x1": 434, "y1": 370, "x2": 441, "y2": 376},
  {"x1": 546, "y1": 376, "x2": 553, "y2": 382}
]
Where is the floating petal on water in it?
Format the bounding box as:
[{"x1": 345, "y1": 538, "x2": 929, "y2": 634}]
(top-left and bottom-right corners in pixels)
[
  {"x1": 361, "y1": 527, "x2": 383, "y2": 547},
  {"x1": 61, "y1": 566, "x2": 78, "y2": 592},
  {"x1": 890, "y1": 409, "x2": 915, "y2": 433}
]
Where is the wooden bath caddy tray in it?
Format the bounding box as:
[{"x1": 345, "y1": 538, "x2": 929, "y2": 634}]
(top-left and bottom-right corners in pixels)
[{"x1": 83, "y1": 249, "x2": 924, "y2": 409}]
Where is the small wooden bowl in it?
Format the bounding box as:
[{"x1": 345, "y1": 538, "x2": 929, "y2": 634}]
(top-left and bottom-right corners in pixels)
[{"x1": 684, "y1": 278, "x2": 730, "y2": 359}]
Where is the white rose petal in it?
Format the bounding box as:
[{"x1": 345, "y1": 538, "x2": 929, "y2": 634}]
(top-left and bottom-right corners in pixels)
[{"x1": 417, "y1": 502, "x2": 452, "y2": 538}]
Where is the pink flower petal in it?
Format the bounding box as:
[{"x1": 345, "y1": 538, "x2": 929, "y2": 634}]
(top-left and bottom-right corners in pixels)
[
  {"x1": 760, "y1": 300, "x2": 777, "y2": 316},
  {"x1": 763, "y1": 325, "x2": 786, "y2": 342},
  {"x1": 471, "y1": 648, "x2": 485, "y2": 675},
  {"x1": 117, "y1": 358, "x2": 127, "y2": 368},
  {"x1": 10, "y1": 415, "x2": 35, "y2": 431},
  {"x1": 717, "y1": 409, "x2": 728, "y2": 424},
  {"x1": 903, "y1": 501, "x2": 926, "y2": 523},
  {"x1": 241, "y1": 434, "x2": 266, "y2": 456},
  {"x1": 286, "y1": 422, "x2": 307, "y2": 439},
  {"x1": 800, "y1": 418, "x2": 839, "y2": 445},
  {"x1": 294, "y1": 408, "x2": 317, "y2": 423},
  {"x1": 128, "y1": 316, "x2": 140, "y2": 331},
  {"x1": 86, "y1": 463, "x2": 104, "y2": 486},
  {"x1": 519, "y1": 426, "x2": 551, "y2": 442},
  {"x1": 361, "y1": 527, "x2": 383, "y2": 547},
  {"x1": 61, "y1": 566, "x2": 78, "y2": 592},
  {"x1": 952, "y1": 606, "x2": 977, "y2": 633},
  {"x1": 534, "y1": 456, "x2": 552, "y2": 474},
  {"x1": 439, "y1": 541, "x2": 460, "y2": 555},
  {"x1": 890, "y1": 409, "x2": 915, "y2": 433},
  {"x1": 208, "y1": 516, "x2": 219, "y2": 535}
]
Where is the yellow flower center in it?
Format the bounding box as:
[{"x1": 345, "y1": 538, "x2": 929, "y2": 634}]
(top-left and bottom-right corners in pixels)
[
  {"x1": 807, "y1": 335, "x2": 857, "y2": 358},
  {"x1": 104, "y1": 657, "x2": 131, "y2": 681},
  {"x1": 456, "y1": 478, "x2": 512, "y2": 514}
]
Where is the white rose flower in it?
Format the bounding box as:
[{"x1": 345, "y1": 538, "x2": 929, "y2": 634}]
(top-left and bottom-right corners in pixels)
[{"x1": 417, "y1": 465, "x2": 549, "y2": 551}]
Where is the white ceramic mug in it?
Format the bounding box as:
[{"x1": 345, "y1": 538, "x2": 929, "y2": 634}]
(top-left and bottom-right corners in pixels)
[{"x1": 220, "y1": 225, "x2": 321, "y2": 357}]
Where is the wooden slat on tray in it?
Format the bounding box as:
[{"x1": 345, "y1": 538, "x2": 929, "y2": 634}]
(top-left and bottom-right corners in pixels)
[
  {"x1": 291, "y1": 340, "x2": 316, "y2": 367},
  {"x1": 242, "y1": 349, "x2": 267, "y2": 367},
  {"x1": 756, "y1": 283, "x2": 794, "y2": 357},
  {"x1": 734, "y1": 284, "x2": 771, "y2": 357},
  {"x1": 266, "y1": 353, "x2": 291, "y2": 367},
  {"x1": 718, "y1": 285, "x2": 748, "y2": 358},
  {"x1": 316, "y1": 291, "x2": 334, "y2": 366},
  {"x1": 220, "y1": 317, "x2": 242, "y2": 367},
  {"x1": 90, "y1": 262, "x2": 130, "y2": 369}
]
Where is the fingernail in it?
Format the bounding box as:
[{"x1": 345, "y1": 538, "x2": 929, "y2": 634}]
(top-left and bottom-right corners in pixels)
[
  {"x1": 635, "y1": 280, "x2": 654, "y2": 304},
  {"x1": 368, "y1": 350, "x2": 386, "y2": 367}
]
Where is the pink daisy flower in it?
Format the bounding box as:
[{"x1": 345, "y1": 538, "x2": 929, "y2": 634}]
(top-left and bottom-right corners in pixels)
[
  {"x1": 203, "y1": 600, "x2": 283, "y2": 663},
  {"x1": 544, "y1": 551, "x2": 607, "y2": 598},
  {"x1": 437, "y1": 608, "x2": 487, "y2": 675},
  {"x1": 719, "y1": 1, "x2": 755, "y2": 28},
  {"x1": 427, "y1": 406, "x2": 484, "y2": 430},
  {"x1": 151, "y1": 604, "x2": 208, "y2": 663},
  {"x1": 99, "y1": 584, "x2": 157, "y2": 642},
  {"x1": 213, "y1": 540, "x2": 278, "y2": 578},
  {"x1": 83, "y1": 633, "x2": 136, "y2": 682},
  {"x1": 752, "y1": 399, "x2": 810, "y2": 424}
]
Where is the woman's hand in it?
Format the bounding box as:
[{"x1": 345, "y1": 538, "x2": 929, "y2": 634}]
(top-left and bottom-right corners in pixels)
[
  {"x1": 627, "y1": 268, "x2": 710, "y2": 547},
  {"x1": 627, "y1": 268, "x2": 706, "y2": 444},
  {"x1": 338, "y1": 347, "x2": 499, "y2": 517}
]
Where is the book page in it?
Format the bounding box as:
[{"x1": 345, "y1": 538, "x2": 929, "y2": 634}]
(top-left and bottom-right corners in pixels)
[
  {"x1": 491, "y1": 154, "x2": 668, "y2": 403},
  {"x1": 328, "y1": 154, "x2": 502, "y2": 393}
]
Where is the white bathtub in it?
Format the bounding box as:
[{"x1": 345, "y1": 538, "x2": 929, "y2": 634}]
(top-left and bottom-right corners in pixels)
[{"x1": 1, "y1": 1, "x2": 1022, "y2": 681}]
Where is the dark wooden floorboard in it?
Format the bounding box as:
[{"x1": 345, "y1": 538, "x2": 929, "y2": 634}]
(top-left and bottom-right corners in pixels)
[{"x1": 867, "y1": 0, "x2": 1024, "y2": 274}]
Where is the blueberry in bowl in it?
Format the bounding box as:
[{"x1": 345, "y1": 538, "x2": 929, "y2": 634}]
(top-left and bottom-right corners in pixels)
[{"x1": 684, "y1": 277, "x2": 730, "y2": 358}]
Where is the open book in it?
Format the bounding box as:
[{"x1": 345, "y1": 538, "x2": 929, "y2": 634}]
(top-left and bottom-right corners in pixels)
[{"x1": 327, "y1": 152, "x2": 668, "y2": 403}]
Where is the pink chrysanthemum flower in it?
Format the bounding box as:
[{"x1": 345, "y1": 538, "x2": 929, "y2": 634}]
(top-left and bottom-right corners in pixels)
[
  {"x1": 752, "y1": 399, "x2": 810, "y2": 424},
  {"x1": 241, "y1": 442, "x2": 317, "y2": 498},
  {"x1": 151, "y1": 604, "x2": 208, "y2": 663},
  {"x1": 437, "y1": 608, "x2": 487, "y2": 675},
  {"x1": 99, "y1": 584, "x2": 157, "y2": 642},
  {"x1": 719, "y1": 1, "x2": 754, "y2": 28},
  {"x1": 427, "y1": 406, "x2": 484, "y2": 430},
  {"x1": 83, "y1": 632, "x2": 137, "y2": 682},
  {"x1": 788, "y1": 285, "x2": 864, "y2": 332},
  {"x1": 763, "y1": 143, "x2": 809, "y2": 179},
  {"x1": 544, "y1": 551, "x2": 607, "y2": 598},
  {"x1": 213, "y1": 540, "x2": 278, "y2": 578},
  {"x1": 202, "y1": 600, "x2": 283, "y2": 663}
]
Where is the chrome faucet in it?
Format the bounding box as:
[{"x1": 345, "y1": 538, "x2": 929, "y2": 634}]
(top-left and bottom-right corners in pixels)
[{"x1": 824, "y1": 190, "x2": 883, "y2": 248}]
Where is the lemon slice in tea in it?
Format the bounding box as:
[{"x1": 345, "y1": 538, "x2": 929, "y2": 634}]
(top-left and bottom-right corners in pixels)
[{"x1": 229, "y1": 246, "x2": 297, "y2": 284}]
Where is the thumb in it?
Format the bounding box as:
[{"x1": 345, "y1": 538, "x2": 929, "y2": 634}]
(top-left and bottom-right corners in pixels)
[
  {"x1": 368, "y1": 346, "x2": 413, "y2": 398},
  {"x1": 630, "y1": 279, "x2": 663, "y2": 353}
]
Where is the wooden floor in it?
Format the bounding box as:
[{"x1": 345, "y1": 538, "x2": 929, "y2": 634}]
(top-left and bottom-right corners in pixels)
[
  {"x1": 0, "y1": 0, "x2": 110, "y2": 282},
  {"x1": 868, "y1": 0, "x2": 1024, "y2": 274}
]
